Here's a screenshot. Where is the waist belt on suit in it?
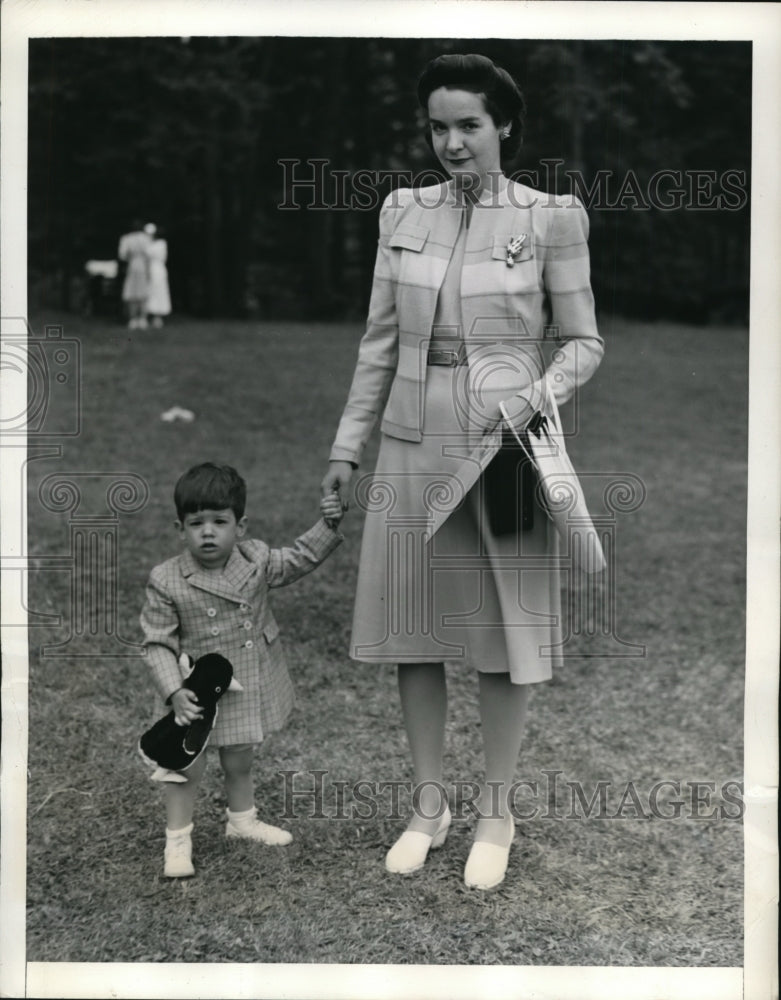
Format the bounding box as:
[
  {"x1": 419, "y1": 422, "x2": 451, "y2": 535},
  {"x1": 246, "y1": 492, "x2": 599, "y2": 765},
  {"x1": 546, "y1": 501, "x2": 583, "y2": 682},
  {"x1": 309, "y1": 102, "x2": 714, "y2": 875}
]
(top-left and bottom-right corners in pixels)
[{"x1": 427, "y1": 347, "x2": 467, "y2": 366}]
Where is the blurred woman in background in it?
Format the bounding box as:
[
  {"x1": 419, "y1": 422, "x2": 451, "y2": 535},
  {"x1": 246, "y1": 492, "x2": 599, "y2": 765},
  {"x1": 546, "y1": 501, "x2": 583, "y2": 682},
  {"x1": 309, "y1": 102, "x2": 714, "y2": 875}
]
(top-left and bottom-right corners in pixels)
[
  {"x1": 118, "y1": 218, "x2": 151, "y2": 330},
  {"x1": 144, "y1": 224, "x2": 172, "y2": 328}
]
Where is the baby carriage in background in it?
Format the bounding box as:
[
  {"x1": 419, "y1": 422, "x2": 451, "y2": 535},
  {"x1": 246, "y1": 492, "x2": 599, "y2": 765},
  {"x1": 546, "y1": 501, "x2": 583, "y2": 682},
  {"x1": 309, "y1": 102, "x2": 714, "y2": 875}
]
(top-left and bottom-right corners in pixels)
[{"x1": 82, "y1": 259, "x2": 121, "y2": 318}]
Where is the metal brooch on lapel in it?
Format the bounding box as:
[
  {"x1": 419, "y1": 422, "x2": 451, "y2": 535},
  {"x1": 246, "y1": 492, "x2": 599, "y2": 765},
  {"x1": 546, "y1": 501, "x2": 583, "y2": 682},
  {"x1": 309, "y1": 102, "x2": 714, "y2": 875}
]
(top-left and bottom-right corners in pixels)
[{"x1": 505, "y1": 234, "x2": 527, "y2": 267}]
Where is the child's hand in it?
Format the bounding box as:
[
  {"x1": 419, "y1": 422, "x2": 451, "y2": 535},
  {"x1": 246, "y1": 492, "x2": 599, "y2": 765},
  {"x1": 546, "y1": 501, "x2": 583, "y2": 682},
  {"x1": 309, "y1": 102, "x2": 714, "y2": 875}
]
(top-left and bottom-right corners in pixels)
[
  {"x1": 171, "y1": 688, "x2": 203, "y2": 726},
  {"x1": 321, "y1": 489, "x2": 346, "y2": 529}
]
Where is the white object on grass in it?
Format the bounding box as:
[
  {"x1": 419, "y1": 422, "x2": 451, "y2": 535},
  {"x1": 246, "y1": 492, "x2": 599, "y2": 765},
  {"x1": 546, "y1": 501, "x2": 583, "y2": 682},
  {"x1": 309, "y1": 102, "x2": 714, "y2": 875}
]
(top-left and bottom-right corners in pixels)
[{"x1": 160, "y1": 406, "x2": 195, "y2": 423}]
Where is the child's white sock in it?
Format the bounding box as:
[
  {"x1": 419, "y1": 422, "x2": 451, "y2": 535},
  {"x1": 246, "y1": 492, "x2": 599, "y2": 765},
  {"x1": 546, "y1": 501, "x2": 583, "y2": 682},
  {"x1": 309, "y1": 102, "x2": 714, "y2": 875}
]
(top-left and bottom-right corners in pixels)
[
  {"x1": 166, "y1": 823, "x2": 194, "y2": 838},
  {"x1": 225, "y1": 806, "x2": 256, "y2": 827},
  {"x1": 225, "y1": 806, "x2": 292, "y2": 845}
]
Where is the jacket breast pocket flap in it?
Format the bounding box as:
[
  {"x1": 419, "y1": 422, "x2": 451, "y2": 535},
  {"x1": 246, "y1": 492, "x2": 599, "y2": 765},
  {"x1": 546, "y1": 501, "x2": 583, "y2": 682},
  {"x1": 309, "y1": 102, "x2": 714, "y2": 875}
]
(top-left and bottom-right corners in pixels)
[
  {"x1": 389, "y1": 225, "x2": 429, "y2": 253},
  {"x1": 491, "y1": 234, "x2": 534, "y2": 263},
  {"x1": 262, "y1": 620, "x2": 280, "y2": 644}
]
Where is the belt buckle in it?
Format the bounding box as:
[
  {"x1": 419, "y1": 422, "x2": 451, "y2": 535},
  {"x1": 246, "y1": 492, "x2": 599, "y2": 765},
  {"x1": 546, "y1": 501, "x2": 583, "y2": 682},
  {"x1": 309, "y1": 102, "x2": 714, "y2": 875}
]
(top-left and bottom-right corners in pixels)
[{"x1": 429, "y1": 349, "x2": 460, "y2": 367}]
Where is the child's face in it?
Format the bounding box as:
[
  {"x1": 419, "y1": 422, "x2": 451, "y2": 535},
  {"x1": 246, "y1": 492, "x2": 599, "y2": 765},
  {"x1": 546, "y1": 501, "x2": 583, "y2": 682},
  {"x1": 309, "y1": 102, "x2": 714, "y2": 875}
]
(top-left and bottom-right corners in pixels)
[{"x1": 177, "y1": 508, "x2": 247, "y2": 568}]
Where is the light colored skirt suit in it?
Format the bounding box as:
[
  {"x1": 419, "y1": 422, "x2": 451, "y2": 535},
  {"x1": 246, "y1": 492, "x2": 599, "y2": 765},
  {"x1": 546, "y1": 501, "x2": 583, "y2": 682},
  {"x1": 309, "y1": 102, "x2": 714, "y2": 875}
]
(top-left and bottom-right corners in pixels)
[{"x1": 350, "y1": 209, "x2": 562, "y2": 684}]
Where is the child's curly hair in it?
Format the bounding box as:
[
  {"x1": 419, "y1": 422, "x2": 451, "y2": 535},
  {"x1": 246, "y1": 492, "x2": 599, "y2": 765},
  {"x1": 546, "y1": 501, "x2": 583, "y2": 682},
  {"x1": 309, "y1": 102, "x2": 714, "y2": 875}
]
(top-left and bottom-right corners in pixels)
[{"x1": 174, "y1": 463, "x2": 246, "y2": 521}]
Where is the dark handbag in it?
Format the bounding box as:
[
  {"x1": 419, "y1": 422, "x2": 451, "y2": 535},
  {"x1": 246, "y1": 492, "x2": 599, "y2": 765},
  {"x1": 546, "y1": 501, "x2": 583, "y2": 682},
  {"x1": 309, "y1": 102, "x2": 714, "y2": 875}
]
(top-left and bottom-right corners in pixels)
[
  {"x1": 499, "y1": 386, "x2": 606, "y2": 574},
  {"x1": 483, "y1": 423, "x2": 542, "y2": 536}
]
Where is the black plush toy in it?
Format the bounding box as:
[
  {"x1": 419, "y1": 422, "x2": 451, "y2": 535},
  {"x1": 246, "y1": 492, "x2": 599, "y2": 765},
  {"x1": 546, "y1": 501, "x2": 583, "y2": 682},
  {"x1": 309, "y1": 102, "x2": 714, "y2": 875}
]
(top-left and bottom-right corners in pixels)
[{"x1": 139, "y1": 652, "x2": 241, "y2": 775}]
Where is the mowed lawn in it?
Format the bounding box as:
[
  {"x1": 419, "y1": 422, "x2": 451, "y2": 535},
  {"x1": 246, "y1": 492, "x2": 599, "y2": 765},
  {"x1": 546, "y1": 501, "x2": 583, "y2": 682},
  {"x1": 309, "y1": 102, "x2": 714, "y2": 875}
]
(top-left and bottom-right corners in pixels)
[{"x1": 23, "y1": 311, "x2": 746, "y2": 967}]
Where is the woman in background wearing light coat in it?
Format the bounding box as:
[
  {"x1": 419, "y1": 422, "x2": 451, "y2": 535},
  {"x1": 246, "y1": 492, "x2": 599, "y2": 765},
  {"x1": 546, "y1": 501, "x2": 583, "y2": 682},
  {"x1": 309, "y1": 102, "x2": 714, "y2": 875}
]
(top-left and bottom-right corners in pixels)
[
  {"x1": 118, "y1": 218, "x2": 151, "y2": 330},
  {"x1": 144, "y1": 223, "x2": 172, "y2": 328}
]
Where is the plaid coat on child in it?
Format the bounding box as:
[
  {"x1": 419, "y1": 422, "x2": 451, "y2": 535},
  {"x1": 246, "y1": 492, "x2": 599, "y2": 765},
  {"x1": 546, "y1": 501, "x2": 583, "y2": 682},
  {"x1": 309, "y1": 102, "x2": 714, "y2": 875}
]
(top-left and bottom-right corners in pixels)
[{"x1": 140, "y1": 519, "x2": 341, "y2": 745}]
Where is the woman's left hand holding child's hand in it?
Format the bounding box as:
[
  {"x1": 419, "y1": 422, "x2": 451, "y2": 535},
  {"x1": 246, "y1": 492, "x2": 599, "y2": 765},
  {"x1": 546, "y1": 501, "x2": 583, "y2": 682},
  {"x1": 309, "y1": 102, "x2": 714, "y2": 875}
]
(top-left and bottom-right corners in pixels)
[{"x1": 321, "y1": 490, "x2": 346, "y2": 530}]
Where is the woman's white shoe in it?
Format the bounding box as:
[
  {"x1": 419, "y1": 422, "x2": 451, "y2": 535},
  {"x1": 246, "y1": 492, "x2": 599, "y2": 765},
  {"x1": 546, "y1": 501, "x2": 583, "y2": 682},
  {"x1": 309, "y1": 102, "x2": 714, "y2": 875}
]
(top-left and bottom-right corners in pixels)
[
  {"x1": 385, "y1": 807, "x2": 451, "y2": 874},
  {"x1": 463, "y1": 813, "x2": 515, "y2": 890}
]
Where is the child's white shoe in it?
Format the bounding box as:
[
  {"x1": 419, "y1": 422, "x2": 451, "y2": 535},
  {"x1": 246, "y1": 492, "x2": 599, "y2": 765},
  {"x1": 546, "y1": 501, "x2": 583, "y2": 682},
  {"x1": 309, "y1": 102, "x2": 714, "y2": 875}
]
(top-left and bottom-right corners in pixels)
[
  {"x1": 225, "y1": 806, "x2": 292, "y2": 845},
  {"x1": 164, "y1": 824, "x2": 194, "y2": 878}
]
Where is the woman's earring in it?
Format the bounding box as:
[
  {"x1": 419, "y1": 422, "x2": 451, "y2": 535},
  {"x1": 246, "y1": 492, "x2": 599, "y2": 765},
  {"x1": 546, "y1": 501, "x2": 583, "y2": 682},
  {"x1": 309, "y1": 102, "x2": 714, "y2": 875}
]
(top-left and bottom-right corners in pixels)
[{"x1": 500, "y1": 127, "x2": 511, "y2": 140}]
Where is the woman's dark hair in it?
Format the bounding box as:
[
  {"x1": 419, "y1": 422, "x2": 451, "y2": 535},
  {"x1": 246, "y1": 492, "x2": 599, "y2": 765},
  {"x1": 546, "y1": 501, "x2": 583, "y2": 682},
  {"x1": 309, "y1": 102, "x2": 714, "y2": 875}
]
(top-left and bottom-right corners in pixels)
[
  {"x1": 174, "y1": 462, "x2": 246, "y2": 521},
  {"x1": 417, "y1": 53, "x2": 526, "y2": 164}
]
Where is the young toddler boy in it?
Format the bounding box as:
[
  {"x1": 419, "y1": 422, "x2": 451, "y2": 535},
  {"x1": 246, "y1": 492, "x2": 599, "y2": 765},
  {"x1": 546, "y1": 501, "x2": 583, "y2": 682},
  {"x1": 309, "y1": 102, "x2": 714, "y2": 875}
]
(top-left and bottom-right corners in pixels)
[{"x1": 140, "y1": 462, "x2": 344, "y2": 877}]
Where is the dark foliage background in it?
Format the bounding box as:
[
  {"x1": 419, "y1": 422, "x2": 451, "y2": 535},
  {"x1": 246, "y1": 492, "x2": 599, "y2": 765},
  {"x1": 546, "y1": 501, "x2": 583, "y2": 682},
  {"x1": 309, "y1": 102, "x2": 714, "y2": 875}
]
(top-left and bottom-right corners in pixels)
[{"x1": 28, "y1": 37, "x2": 751, "y2": 323}]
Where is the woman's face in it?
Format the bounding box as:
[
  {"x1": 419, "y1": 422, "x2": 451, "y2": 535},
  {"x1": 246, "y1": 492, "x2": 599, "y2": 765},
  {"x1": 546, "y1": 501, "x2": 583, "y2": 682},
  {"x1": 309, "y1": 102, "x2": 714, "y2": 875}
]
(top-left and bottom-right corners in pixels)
[{"x1": 426, "y1": 87, "x2": 505, "y2": 190}]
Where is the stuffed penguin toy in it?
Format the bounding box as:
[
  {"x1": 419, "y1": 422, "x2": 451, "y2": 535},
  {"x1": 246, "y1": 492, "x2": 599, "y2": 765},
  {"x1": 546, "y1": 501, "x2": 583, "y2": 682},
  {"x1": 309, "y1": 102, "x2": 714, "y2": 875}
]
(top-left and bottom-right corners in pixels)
[{"x1": 139, "y1": 652, "x2": 242, "y2": 778}]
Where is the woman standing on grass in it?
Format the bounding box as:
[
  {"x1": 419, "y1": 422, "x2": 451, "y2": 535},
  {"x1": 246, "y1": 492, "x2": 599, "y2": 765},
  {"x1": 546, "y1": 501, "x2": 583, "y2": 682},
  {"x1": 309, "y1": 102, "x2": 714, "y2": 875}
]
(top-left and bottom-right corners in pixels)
[
  {"x1": 321, "y1": 53, "x2": 603, "y2": 889},
  {"x1": 118, "y1": 218, "x2": 151, "y2": 330},
  {"x1": 144, "y1": 224, "x2": 172, "y2": 328}
]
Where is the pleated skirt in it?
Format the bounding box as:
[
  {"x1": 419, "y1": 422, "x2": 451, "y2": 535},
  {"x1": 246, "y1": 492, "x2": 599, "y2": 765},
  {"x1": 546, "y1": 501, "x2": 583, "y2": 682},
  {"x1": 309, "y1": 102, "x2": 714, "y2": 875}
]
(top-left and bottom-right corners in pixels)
[{"x1": 350, "y1": 366, "x2": 563, "y2": 684}]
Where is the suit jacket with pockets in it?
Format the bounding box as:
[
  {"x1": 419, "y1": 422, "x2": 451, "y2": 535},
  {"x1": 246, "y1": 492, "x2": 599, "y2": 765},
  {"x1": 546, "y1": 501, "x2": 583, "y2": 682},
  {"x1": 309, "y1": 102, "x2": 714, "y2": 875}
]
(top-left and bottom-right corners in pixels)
[
  {"x1": 329, "y1": 178, "x2": 604, "y2": 490},
  {"x1": 140, "y1": 519, "x2": 341, "y2": 745}
]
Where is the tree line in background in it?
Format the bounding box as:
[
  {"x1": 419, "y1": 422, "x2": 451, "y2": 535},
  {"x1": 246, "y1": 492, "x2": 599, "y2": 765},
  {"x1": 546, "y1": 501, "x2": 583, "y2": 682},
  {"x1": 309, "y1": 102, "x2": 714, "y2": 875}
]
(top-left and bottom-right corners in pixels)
[{"x1": 28, "y1": 37, "x2": 751, "y2": 324}]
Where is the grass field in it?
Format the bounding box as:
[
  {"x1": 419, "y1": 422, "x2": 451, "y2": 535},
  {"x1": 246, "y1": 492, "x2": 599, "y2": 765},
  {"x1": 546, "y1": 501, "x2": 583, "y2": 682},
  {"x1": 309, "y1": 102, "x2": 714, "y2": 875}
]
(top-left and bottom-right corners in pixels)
[{"x1": 23, "y1": 310, "x2": 746, "y2": 967}]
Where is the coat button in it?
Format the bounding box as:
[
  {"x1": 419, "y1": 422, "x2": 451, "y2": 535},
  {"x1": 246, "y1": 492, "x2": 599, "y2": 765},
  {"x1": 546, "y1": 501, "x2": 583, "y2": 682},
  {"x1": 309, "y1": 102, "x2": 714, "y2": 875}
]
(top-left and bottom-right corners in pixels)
[
  {"x1": 210, "y1": 626, "x2": 220, "y2": 636},
  {"x1": 245, "y1": 639, "x2": 254, "y2": 649},
  {"x1": 243, "y1": 620, "x2": 253, "y2": 630},
  {"x1": 207, "y1": 608, "x2": 217, "y2": 617}
]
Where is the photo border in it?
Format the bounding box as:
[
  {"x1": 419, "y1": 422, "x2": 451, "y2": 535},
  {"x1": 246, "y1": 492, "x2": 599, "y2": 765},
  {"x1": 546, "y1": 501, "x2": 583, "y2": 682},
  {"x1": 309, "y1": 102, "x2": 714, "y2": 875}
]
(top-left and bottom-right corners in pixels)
[{"x1": 1, "y1": 2, "x2": 778, "y2": 998}]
